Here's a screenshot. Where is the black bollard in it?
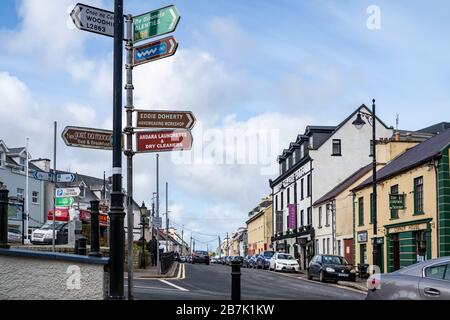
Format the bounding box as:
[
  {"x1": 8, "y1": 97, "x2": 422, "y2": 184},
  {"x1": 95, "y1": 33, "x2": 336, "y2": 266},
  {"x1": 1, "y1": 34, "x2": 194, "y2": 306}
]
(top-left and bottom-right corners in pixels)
[
  {"x1": 78, "y1": 237, "x2": 87, "y2": 256},
  {"x1": 89, "y1": 200, "x2": 102, "y2": 257},
  {"x1": 231, "y1": 261, "x2": 241, "y2": 301},
  {"x1": 0, "y1": 188, "x2": 10, "y2": 249}
]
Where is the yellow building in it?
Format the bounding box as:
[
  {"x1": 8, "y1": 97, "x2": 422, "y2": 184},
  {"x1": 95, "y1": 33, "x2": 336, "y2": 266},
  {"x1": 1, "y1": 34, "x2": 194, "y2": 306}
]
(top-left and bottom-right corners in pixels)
[
  {"x1": 246, "y1": 196, "x2": 273, "y2": 255},
  {"x1": 353, "y1": 129, "x2": 450, "y2": 273}
]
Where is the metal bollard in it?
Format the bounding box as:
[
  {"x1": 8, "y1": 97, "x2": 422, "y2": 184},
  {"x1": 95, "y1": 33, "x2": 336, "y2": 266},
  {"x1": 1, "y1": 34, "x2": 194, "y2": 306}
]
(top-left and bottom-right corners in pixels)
[
  {"x1": 0, "y1": 188, "x2": 10, "y2": 249},
  {"x1": 89, "y1": 200, "x2": 102, "y2": 257},
  {"x1": 78, "y1": 237, "x2": 87, "y2": 256},
  {"x1": 231, "y1": 261, "x2": 241, "y2": 300}
]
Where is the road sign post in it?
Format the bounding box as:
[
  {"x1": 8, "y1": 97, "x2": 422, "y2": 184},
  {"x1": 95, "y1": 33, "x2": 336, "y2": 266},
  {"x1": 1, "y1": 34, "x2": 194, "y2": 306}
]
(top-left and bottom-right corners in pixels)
[
  {"x1": 133, "y1": 36, "x2": 178, "y2": 66},
  {"x1": 55, "y1": 187, "x2": 81, "y2": 198},
  {"x1": 133, "y1": 5, "x2": 180, "y2": 43},
  {"x1": 136, "y1": 130, "x2": 193, "y2": 153},
  {"x1": 71, "y1": 3, "x2": 116, "y2": 38},
  {"x1": 136, "y1": 110, "x2": 196, "y2": 130},
  {"x1": 57, "y1": 173, "x2": 76, "y2": 183}
]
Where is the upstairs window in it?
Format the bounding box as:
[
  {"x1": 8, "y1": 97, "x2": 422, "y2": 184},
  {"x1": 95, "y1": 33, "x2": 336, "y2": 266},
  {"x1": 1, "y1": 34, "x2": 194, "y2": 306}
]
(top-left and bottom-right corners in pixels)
[
  {"x1": 0, "y1": 151, "x2": 3, "y2": 166},
  {"x1": 300, "y1": 178, "x2": 304, "y2": 200},
  {"x1": 332, "y1": 139, "x2": 342, "y2": 156},
  {"x1": 358, "y1": 197, "x2": 364, "y2": 226},
  {"x1": 307, "y1": 174, "x2": 312, "y2": 197},
  {"x1": 325, "y1": 205, "x2": 330, "y2": 226},
  {"x1": 318, "y1": 206, "x2": 322, "y2": 227},
  {"x1": 17, "y1": 188, "x2": 24, "y2": 200},
  {"x1": 32, "y1": 191, "x2": 39, "y2": 204},
  {"x1": 19, "y1": 157, "x2": 26, "y2": 172},
  {"x1": 414, "y1": 176, "x2": 424, "y2": 214},
  {"x1": 307, "y1": 207, "x2": 312, "y2": 225},
  {"x1": 300, "y1": 145, "x2": 304, "y2": 158},
  {"x1": 309, "y1": 136, "x2": 314, "y2": 149}
]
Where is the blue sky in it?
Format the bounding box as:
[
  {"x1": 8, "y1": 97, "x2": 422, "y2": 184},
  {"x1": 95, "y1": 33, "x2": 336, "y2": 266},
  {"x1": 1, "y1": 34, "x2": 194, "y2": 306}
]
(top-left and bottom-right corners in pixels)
[{"x1": 0, "y1": 0, "x2": 449, "y2": 249}]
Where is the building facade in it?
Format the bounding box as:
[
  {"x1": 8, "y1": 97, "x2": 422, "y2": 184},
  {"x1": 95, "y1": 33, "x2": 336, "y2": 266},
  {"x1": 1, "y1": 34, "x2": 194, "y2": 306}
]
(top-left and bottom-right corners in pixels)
[{"x1": 246, "y1": 196, "x2": 272, "y2": 255}]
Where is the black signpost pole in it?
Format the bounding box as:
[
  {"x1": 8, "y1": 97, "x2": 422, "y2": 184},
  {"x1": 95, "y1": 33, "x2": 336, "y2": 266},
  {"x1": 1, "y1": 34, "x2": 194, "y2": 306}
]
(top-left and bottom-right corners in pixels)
[{"x1": 109, "y1": 0, "x2": 125, "y2": 300}]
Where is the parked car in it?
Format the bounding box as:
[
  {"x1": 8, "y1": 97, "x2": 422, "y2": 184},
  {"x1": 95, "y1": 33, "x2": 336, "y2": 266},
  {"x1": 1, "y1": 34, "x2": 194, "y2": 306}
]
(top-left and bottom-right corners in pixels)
[
  {"x1": 269, "y1": 252, "x2": 300, "y2": 272},
  {"x1": 307, "y1": 254, "x2": 356, "y2": 283},
  {"x1": 225, "y1": 256, "x2": 233, "y2": 265},
  {"x1": 243, "y1": 255, "x2": 252, "y2": 268},
  {"x1": 256, "y1": 251, "x2": 275, "y2": 269},
  {"x1": 31, "y1": 221, "x2": 69, "y2": 245},
  {"x1": 8, "y1": 228, "x2": 22, "y2": 243},
  {"x1": 248, "y1": 255, "x2": 259, "y2": 268},
  {"x1": 366, "y1": 257, "x2": 450, "y2": 300},
  {"x1": 192, "y1": 250, "x2": 210, "y2": 265},
  {"x1": 231, "y1": 256, "x2": 244, "y2": 266}
]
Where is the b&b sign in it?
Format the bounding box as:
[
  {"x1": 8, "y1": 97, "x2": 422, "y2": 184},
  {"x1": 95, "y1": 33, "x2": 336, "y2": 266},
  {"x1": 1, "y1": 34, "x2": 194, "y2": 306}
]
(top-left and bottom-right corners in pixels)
[{"x1": 389, "y1": 194, "x2": 405, "y2": 210}]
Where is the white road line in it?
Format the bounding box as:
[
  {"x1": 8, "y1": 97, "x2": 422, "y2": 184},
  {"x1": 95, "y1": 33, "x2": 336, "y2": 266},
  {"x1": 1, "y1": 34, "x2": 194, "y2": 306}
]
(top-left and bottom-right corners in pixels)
[{"x1": 159, "y1": 279, "x2": 189, "y2": 292}]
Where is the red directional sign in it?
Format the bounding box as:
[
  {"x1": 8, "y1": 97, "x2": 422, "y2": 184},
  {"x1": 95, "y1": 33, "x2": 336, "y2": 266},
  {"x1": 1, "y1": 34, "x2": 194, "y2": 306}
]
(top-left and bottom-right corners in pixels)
[{"x1": 136, "y1": 129, "x2": 193, "y2": 153}]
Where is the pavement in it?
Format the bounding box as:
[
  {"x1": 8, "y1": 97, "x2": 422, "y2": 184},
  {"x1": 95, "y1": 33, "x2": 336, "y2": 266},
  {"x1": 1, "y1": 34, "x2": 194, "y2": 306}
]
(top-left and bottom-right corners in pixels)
[
  {"x1": 128, "y1": 263, "x2": 367, "y2": 300},
  {"x1": 126, "y1": 262, "x2": 181, "y2": 279}
]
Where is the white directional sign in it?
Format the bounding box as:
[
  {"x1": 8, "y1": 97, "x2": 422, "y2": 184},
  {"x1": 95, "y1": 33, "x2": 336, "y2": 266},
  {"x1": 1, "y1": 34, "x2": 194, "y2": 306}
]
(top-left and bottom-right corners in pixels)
[
  {"x1": 55, "y1": 187, "x2": 81, "y2": 198},
  {"x1": 33, "y1": 171, "x2": 54, "y2": 182},
  {"x1": 57, "y1": 173, "x2": 77, "y2": 183},
  {"x1": 70, "y1": 3, "x2": 115, "y2": 37}
]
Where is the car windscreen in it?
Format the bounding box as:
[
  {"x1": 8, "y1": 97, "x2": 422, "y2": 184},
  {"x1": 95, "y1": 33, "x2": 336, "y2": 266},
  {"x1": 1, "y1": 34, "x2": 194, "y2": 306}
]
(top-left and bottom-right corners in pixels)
[
  {"x1": 322, "y1": 255, "x2": 346, "y2": 265},
  {"x1": 40, "y1": 222, "x2": 65, "y2": 230},
  {"x1": 263, "y1": 251, "x2": 274, "y2": 258},
  {"x1": 278, "y1": 254, "x2": 294, "y2": 260},
  {"x1": 195, "y1": 251, "x2": 208, "y2": 255}
]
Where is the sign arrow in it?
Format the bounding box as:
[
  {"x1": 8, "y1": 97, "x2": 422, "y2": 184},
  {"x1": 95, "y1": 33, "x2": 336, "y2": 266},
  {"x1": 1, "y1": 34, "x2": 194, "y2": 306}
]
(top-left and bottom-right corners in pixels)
[
  {"x1": 57, "y1": 173, "x2": 77, "y2": 183},
  {"x1": 62, "y1": 126, "x2": 114, "y2": 150},
  {"x1": 136, "y1": 129, "x2": 193, "y2": 153},
  {"x1": 70, "y1": 3, "x2": 115, "y2": 38},
  {"x1": 133, "y1": 36, "x2": 178, "y2": 66},
  {"x1": 135, "y1": 110, "x2": 196, "y2": 130},
  {"x1": 133, "y1": 5, "x2": 180, "y2": 43}
]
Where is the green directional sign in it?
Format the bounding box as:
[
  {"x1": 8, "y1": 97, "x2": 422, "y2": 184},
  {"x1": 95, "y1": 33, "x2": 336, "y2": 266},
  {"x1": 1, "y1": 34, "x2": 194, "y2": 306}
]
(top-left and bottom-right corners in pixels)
[
  {"x1": 133, "y1": 5, "x2": 180, "y2": 43},
  {"x1": 55, "y1": 197, "x2": 74, "y2": 207}
]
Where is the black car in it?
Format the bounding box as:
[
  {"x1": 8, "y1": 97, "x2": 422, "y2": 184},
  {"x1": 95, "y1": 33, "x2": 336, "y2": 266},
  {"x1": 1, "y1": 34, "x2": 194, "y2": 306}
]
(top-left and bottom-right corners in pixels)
[
  {"x1": 243, "y1": 255, "x2": 252, "y2": 268},
  {"x1": 231, "y1": 256, "x2": 244, "y2": 266},
  {"x1": 192, "y1": 250, "x2": 210, "y2": 265},
  {"x1": 248, "y1": 255, "x2": 259, "y2": 268},
  {"x1": 307, "y1": 254, "x2": 356, "y2": 283},
  {"x1": 256, "y1": 251, "x2": 275, "y2": 269}
]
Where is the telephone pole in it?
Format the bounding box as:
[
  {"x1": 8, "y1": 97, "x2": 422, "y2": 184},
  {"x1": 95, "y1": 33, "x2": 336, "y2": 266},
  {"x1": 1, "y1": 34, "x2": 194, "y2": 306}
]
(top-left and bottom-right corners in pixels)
[{"x1": 181, "y1": 228, "x2": 184, "y2": 255}]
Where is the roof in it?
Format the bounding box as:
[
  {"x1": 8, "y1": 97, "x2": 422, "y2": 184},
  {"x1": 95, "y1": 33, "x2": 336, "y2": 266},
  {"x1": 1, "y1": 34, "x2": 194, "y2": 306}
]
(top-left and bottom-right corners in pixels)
[
  {"x1": 7, "y1": 147, "x2": 26, "y2": 156},
  {"x1": 418, "y1": 122, "x2": 450, "y2": 135},
  {"x1": 314, "y1": 164, "x2": 372, "y2": 206},
  {"x1": 354, "y1": 129, "x2": 450, "y2": 191},
  {"x1": 270, "y1": 155, "x2": 311, "y2": 187}
]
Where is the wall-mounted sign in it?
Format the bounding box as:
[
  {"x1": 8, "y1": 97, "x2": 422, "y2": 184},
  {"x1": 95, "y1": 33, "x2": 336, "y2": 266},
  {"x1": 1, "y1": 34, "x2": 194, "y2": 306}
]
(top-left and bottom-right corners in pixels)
[
  {"x1": 288, "y1": 204, "x2": 297, "y2": 229},
  {"x1": 357, "y1": 231, "x2": 368, "y2": 243},
  {"x1": 389, "y1": 193, "x2": 405, "y2": 210},
  {"x1": 371, "y1": 237, "x2": 384, "y2": 245},
  {"x1": 387, "y1": 222, "x2": 428, "y2": 235}
]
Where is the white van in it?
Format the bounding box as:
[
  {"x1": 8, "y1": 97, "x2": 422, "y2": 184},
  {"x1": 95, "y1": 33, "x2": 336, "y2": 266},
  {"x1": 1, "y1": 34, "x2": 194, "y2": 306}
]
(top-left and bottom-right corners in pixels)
[{"x1": 31, "y1": 221, "x2": 69, "y2": 245}]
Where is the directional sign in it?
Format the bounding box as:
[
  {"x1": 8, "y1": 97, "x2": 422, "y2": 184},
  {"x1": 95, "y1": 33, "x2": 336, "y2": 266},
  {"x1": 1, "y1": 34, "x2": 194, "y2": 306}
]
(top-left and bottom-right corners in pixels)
[
  {"x1": 136, "y1": 110, "x2": 196, "y2": 130},
  {"x1": 57, "y1": 173, "x2": 76, "y2": 183},
  {"x1": 70, "y1": 3, "x2": 115, "y2": 37},
  {"x1": 152, "y1": 217, "x2": 162, "y2": 228},
  {"x1": 136, "y1": 129, "x2": 193, "y2": 153},
  {"x1": 55, "y1": 197, "x2": 75, "y2": 207},
  {"x1": 62, "y1": 126, "x2": 114, "y2": 150},
  {"x1": 133, "y1": 36, "x2": 178, "y2": 66},
  {"x1": 133, "y1": 5, "x2": 180, "y2": 43},
  {"x1": 33, "y1": 171, "x2": 54, "y2": 182},
  {"x1": 56, "y1": 187, "x2": 81, "y2": 198}
]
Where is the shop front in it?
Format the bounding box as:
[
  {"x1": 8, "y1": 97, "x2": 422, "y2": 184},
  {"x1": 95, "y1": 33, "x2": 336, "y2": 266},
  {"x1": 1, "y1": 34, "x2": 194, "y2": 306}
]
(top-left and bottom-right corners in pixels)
[
  {"x1": 79, "y1": 210, "x2": 109, "y2": 245},
  {"x1": 385, "y1": 218, "x2": 432, "y2": 273}
]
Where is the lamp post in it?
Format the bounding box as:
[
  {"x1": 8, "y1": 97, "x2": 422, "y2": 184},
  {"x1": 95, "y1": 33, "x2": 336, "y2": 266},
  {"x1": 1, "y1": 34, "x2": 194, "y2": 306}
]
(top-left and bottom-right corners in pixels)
[
  {"x1": 352, "y1": 99, "x2": 379, "y2": 271},
  {"x1": 140, "y1": 202, "x2": 148, "y2": 269}
]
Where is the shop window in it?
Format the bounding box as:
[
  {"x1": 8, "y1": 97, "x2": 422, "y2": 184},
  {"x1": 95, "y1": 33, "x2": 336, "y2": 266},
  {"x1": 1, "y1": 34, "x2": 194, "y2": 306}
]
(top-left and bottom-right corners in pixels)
[
  {"x1": 300, "y1": 178, "x2": 304, "y2": 200},
  {"x1": 358, "y1": 197, "x2": 364, "y2": 226},
  {"x1": 414, "y1": 177, "x2": 424, "y2": 215},
  {"x1": 360, "y1": 244, "x2": 367, "y2": 265},
  {"x1": 425, "y1": 265, "x2": 446, "y2": 280},
  {"x1": 332, "y1": 139, "x2": 342, "y2": 156},
  {"x1": 390, "y1": 185, "x2": 399, "y2": 219}
]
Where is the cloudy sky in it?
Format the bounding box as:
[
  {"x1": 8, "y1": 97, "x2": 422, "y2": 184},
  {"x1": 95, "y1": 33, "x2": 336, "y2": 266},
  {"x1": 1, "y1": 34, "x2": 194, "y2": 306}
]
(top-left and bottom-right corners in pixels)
[{"x1": 0, "y1": 0, "x2": 449, "y2": 250}]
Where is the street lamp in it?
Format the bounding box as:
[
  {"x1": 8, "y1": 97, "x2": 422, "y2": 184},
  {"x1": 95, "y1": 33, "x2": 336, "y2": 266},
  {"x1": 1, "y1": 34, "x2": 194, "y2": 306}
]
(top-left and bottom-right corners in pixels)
[
  {"x1": 140, "y1": 201, "x2": 148, "y2": 269},
  {"x1": 353, "y1": 99, "x2": 379, "y2": 272}
]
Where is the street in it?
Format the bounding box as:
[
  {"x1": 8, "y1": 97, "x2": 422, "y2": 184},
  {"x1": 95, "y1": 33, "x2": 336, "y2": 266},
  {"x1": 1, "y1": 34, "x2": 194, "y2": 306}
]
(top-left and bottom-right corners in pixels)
[{"x1": 130, "y1": 263, "x2": 365, "y2": 300}]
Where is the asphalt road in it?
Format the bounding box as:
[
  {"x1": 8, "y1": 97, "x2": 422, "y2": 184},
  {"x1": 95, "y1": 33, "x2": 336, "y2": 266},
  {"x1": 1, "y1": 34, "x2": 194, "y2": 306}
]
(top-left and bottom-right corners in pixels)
[{"x1": 130, "y1": 263, "x2": 366, "y2": 300}]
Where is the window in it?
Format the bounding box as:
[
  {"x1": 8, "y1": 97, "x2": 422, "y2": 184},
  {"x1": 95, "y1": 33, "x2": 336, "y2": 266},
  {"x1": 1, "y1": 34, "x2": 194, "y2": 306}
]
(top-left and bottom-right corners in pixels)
[
  {"x1": 300, "y1": 210, "x2": 304, "y2": 226},
  {"x1": 360, "y1": 244, "x2": 367, "y2": 265},
  {"x1": 32, "y1": 191, "x2": 39, "y2": 204},
  {"x1": 326, "y1": 205, "x2": 330, "y2": 226},
  {"x1": 0, "y1": 151, "x2": 4, "y2": 166},
  {"x1": 445, "y1": 265, "x2": 450, "y2": 281},
  {"x1": 281, "y1": 191, "x2": 284, "y2": 210},
  {"x1": 19, "y1": 157, "x2": 26, "y2": 172},
  {"x1": 275, "y1": 195, "x2": 279, "y2": 211},
  {"x1": 318, "y1": 206, "x2": 322, "y2": 227},
  {"x1": 414, "y1": 176, "x2": 424, "y2": 214},
  {"x1": 322, "y1": 239, "x2": 326, "y2": 254},
  {"x1": 300, "y1": 178, "x2": 304, "y2": 200},
  {"x1": 370, "y1": 193, "x2": 374, "y2": 224},
  {"x1": 294, "y1": 182, "x2": 297, "y2": 204},
  {"x1": 307, "y1": 207, "x2": 312, "y2": 225},
  {"x1": 332, "y1": 139, "x2": 342, "y2": 156},
  {"x1": 307, "y1": 174, "x2": 311, "y2": 197},
  {"x1": 79, "y1": 183, "x2": 86, "y2": 198},
  {"x1": 288, "y1": 155, "x2": 293, "y2": 169},
  {"x1": 17, "y1": 188, "x2": 24, "y2": 200},
  {"x1": 358, "y1": 197, "x2": 364, "y2": 226},
  {"x1": 287, "y1": 187, "x2": 290, "y2": 204},
  {"x1": 300, "y1": 145, "x2": 304, "y2": 158},
  {"x1": 390, "y1": 185, "x2": 399, "y2": 219},
  {"x1": 327, "y1": 238, "x2": 330, "y2": 254},
  {"x1": 315, "y1": 240, "x2": 319, "y2": 254},
  {"x1": 292, "y1": 152, "x2": 296, "y2": 165},
  {"x1": 425, "y1": 265, "x2": 447, "y2": 280}
]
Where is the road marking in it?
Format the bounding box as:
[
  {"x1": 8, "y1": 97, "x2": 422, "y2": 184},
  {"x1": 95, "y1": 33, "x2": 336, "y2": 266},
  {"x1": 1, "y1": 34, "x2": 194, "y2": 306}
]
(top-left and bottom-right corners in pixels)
[
  {"x1": 176, "y1": 263, "x2": 182, "y2": 279},
  {"x1": 159, "y1": 279, "x2": 189, "y2": 292},
  {"x1": 182, "y1": 263, "x2": 186, "y2": 279}
]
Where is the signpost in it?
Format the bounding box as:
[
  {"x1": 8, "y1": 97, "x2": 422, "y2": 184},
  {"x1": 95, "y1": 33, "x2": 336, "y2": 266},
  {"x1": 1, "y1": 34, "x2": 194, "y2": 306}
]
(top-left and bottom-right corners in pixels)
[
  {"x1": 57, "y1": 173, "x2": 76, "y2": 183},
  {"x1": 55, "y1": 187, "x2": 81, "y2": 198},
  {"x1": 55, "y1": 197, "x2": 75, "y2": 207},
  {"x1": 133, "y1": 5, "x2": 180, "y2": 43},
  {"x1": 33, "y1": 171, "x2": 54, "y2": 182},
  {"x1": 71, "y1": 3, "x2": 115, "y2": 38},
  {"x1": 136, "y1": 129, "x2": 193, "y2": 153},
  {"x1": 133, "y1": 36, "x2": 178, "y2": 66},
  {"x1": 62, "y1": 126, "x2": 114, "y2": 150},
  {"x1": 136, "y1": 110, "x2": 196, "y2": 130}
]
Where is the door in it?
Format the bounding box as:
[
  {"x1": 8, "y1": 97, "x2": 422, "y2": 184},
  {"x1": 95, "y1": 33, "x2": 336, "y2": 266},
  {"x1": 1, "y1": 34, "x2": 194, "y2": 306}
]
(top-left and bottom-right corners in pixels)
[
  {"x1": 392, "y1": 234, "x2": 400, "y2": 271},
  {"x1": 419, "y1": 264, "x2": 450, "y2": 300},
  {"x1": 344, "y1": 239, "x2": 354, "y2": 265}
]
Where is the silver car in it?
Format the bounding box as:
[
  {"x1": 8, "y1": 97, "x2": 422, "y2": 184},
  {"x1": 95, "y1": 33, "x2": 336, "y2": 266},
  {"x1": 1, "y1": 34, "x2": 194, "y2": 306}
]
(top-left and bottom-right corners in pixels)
[{"x1": 366, "y1": 257, "x2": 450, "y2": 300}]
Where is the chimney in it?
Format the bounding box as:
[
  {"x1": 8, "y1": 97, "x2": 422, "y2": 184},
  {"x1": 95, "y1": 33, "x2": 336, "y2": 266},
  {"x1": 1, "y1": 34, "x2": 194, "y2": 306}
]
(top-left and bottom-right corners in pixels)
[
  {"x1": 406, "y1": 132, "x2": 412, "y2": 141},
  {"x1": 30, "y1": 158, "x2": 51, "y2": 172},
  {"x1": 394, "y1": 132, "x2": 401, "y2": 141}
]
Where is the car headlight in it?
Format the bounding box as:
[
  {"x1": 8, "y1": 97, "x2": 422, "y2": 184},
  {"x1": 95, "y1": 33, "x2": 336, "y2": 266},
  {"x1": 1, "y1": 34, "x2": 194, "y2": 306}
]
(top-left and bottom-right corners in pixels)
[{"x1": 326, "y1": 267, "x2": 335, "y2": 273}]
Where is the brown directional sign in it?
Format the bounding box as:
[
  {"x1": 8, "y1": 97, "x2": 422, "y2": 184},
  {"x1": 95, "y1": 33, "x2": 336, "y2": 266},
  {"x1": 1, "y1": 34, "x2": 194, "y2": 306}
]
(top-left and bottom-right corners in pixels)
[
  {"x1": 136, "y1": 110, "x2": 196, "y2": 130},
  {"x1": 62, "y1": 126, "x2": 114, "y2": 150},
  {"x1": 136, "y1": 129, "x2": 193, "y2": 153}
]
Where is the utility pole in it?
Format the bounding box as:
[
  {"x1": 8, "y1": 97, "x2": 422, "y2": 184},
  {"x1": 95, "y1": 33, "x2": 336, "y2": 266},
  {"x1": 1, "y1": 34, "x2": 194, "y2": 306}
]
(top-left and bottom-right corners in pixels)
[
  {"x1": 109, "y1": 0, "x2": 125, "y2": 300},
  {"x1": 52, "y1": 122, "x2": 57, "y2": 253},
  {"x1": 124, "y1": 13, "x2": 135, "y2": 300},
  {"x1": 218, "y1": 236, "x2": 221, "y2": 257},
  {"x1": 24, "y1": 138, "x2": 29, "y2": 244},
  {"x1": 156, "y1": 154, "x2": 160, "y2": 274},
  {"x1": 165, "y1": 182, "x2": 169, "y2": 252},
  {"x1": 181, "y1": 228, "x2": 184, "y2": 256},
  {"x1": 189, "y1": 236, "x2": 192, "y2": 255}
]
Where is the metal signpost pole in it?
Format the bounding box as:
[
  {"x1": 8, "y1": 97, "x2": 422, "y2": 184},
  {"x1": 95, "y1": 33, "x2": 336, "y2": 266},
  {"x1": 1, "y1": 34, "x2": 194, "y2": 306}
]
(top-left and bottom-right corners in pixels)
[
  {"x1": 372, "y1": 99, "x2": 379, "y2": 270},
  {"x1": 25, "y1": 138, "x2": 29, "y2": 244},
  {"x1": 109, "y1": 0, "x2": 125, "y2": 300},
  {"x1": 52, "y1": 121, "x2": 57, "y2": 253},
  {"x1": 125, "y1": 14, "x2": 135, "y2": 301},
  {"x1": 166, "y1": 182, "x2": 169, "y2": 252},
  {"x1": 156, "y1": 154, "x2": 160, "y2": 274}
]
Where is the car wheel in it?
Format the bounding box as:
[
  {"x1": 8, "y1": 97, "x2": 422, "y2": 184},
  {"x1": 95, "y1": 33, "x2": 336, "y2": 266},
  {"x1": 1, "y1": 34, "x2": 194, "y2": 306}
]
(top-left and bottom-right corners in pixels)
[
  {"x1": 319, "y1": 271, "x2": 325, "y2": 282},
  {"x1": 307, "y1": 271, "x2": 313, "y2": 280}
]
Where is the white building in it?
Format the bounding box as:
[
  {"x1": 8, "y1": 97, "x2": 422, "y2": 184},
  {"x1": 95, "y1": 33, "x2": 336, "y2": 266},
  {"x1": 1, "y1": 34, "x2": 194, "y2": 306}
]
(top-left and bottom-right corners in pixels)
[{"x1": 270, "y1": 105, "x2": 393, "y2": 270}]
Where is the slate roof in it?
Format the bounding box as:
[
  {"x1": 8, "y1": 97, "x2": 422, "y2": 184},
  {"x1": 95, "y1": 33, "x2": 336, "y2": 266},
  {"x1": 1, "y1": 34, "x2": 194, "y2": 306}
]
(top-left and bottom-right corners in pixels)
[
  {"x1": 314, "y1": 163, "x2": 372, "y2": 206},
  {"x1": 418, "y1": 122, "x2": 450, "y2": 135},
  {"x1": 353, "y1": 129, "x2": 450, "y2": 191}
]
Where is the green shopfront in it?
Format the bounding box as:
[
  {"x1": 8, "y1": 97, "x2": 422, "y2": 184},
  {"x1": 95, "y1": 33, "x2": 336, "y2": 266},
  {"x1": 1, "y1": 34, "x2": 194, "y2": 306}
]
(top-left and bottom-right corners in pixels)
[{"x1": 385, "y1": 218, "x2": 432, "y2": 273}]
